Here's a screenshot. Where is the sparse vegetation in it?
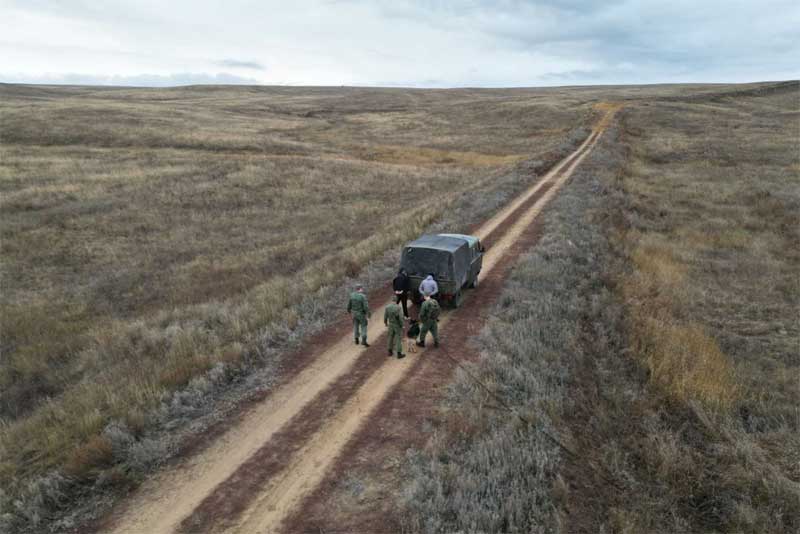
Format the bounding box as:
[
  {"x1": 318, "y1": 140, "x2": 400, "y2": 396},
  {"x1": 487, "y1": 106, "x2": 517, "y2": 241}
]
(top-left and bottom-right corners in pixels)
[
  {"x1": 0, "y1": 83, "x2": 591, "y2": 529},
  {"x1": 619, "y1": 90, "x2": 798, "y2": 414},
  {"x1": 1, "y1": 81, "x2": 797, "y2": 533},
  {"x1": 404, "y1": 83, "x2": 799, "y2": 533},
  {"x1": 601, "y1": 87, "x2": 799, "y2": 532},
  {"x1": 402, "y1": 119, "x2": 627, "y2": 534}
]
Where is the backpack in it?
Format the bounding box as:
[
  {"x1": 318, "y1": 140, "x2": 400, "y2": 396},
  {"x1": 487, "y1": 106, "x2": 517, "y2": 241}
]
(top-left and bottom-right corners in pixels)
[{"x1": 428, "y1": 300, "x2": 440, "y2": 320}]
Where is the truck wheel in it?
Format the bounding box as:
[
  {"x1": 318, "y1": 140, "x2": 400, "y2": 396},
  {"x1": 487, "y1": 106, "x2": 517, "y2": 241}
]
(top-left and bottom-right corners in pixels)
[{"x1": 470, "y1": 275, "x2": 479, "y2": 289}]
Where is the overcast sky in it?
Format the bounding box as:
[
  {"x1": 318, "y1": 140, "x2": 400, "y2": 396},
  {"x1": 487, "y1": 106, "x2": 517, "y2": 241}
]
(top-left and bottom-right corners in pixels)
[{"x1": 1, "y1": 0, "x2": 798, "y2": 87}]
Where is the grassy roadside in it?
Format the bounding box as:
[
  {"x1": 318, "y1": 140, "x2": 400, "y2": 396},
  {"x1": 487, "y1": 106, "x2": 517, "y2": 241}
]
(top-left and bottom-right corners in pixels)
[
  {"x1": 403, "y1": 84, "x2": 799, "y2": 533},
  {"x1": 587, "y1": 88, "x2": 799, "y2": 532},
  {"x1": 402, "y1": 116, "x2": 626, "y2": 534},
  {"x1": 2, "y1": 81, "x2": 794, "y2": 532},
  {"x1": 0, "y1": 84, "x2": 593, "y2": 531}
]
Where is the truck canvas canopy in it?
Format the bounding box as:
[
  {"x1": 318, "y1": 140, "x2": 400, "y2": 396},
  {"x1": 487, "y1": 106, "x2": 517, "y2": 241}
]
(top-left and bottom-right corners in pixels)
[
  {"x1": 437, "y1": 233, "x2": 479, "y2": 249},
  {"x1": 400, "y1": 234, "x2": 471, "y2": 285}
]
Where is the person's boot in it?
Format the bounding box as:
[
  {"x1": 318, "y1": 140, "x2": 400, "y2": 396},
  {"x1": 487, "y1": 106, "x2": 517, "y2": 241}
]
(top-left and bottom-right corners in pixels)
[
  {"x1": 416, "y1": 340, "x2": 425, "y2": 348},
  {"x1": 354, "y1": 338, "x2": 359, "y2": 345},
  {"x1": 361, "y1": 339, "x2": 370, "y2": 347},
  {"x1": 397, "y1": 352, "x2": 406, "y2": 359},
  {"x1": 434, "y1": 340, "x2": 439, "y2": 348},
  {"x1": 388, "y1": 349, "x2": 393, "y2": 356}
]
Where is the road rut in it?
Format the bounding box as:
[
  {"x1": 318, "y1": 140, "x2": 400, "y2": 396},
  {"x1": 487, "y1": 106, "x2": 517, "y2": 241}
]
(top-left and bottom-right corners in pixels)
[{"x1": 105, "y1": 105, "x2": 620, "y2": 534}]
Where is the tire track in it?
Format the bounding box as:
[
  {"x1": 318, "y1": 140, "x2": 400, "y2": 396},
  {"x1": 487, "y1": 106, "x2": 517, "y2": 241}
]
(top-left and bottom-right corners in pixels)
[
  {"x1": 225, "y1": 106, "x2": 620, "y2": 534},
  {"x1": 105, "y1": 105, "x2": 619, "y2": 534},
  {"x1": 180, "y1": 179, "x2": 560, "y2": 534}
]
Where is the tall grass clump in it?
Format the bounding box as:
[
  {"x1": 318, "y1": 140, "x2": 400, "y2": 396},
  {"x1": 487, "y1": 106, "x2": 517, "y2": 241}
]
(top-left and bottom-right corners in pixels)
[{"x1": 623, "y1": 239, "x2": 739, "y2": 408}]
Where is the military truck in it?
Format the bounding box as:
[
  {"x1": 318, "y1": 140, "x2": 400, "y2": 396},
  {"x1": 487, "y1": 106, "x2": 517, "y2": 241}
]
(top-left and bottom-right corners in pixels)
[{"x1": 399, "y1": 233, "x2": 484, "y2": 308}]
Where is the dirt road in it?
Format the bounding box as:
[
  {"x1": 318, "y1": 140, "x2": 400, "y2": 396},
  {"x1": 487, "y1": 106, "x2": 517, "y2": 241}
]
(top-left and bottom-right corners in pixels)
[{"x1": 104, "y1": 105, "x2": 619, "y2": 534}]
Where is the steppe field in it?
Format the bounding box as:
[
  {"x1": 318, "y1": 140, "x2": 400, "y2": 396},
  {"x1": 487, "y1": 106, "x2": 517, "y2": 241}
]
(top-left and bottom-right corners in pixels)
[{"x1": 0, "y1": 81, "x2": 798, "y2": 533}]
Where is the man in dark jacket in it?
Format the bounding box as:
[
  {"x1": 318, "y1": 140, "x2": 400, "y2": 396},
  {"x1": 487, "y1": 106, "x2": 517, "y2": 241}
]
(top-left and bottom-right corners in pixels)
[{"x1": 392, "y1": 268, "x2": 411, "y2": 318}]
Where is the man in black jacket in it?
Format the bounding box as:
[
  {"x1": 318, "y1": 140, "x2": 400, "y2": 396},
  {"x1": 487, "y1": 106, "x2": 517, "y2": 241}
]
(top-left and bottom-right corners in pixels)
[{"x1": 392, "y1": 268, "x2": 411, "y2": 319}]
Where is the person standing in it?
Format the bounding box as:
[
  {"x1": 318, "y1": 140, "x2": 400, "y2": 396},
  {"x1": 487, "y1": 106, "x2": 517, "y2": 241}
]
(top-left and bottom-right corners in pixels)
[
  {"x1": 347, "y1": 284, "x2": 370, "y2": 347},
  {"x1": 392, "y1": 268, "x2": 411, "y2": 318},
  {"x1": 419, "y1": 273, "x2": 438, "y2": 299},
  {"x1": 417, "y1": 294, "x2": 440, "y2": 348},
  {"x1": 383, "y1": 299, "x2": 406, "y2": 359}
]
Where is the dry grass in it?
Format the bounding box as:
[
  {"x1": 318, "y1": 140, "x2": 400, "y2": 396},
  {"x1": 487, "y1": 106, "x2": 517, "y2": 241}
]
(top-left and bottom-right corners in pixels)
[
  {"x1": 624, "y1": 240, "x2": 739, "y2": 408},
  {"x1": 0, "y1": 83, "x2": 591, "y2": 526},
  {"x1": 403, "y1": 119, "x2": 629, "y2": 534},
  {"x1": 619, "y1": 86, "x2": 799, "y2": 417},
  {"x1": 353, "y1": 145, "x2": 526, "y2": 166},
  {"x1": 597, "y1": 84, "x2": 800, "y2": 532},
  {"x1": 404, "y1": 81, "x2": 800, "y2": 533},
  {"x1": 2, "y1": 80, "x2": 796, "y2": 531}
]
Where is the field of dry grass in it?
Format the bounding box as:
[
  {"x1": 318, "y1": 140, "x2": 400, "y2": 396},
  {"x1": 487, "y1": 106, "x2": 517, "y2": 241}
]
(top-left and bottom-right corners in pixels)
[
  {"x1": 1, "y1": 81, "x2": 796, "y2": 532},
  {"x1": 404, "y1": 82, "x2": 799, "y2": 533},
  {"x1": 0, "y1": 83, "x2": 593, "y2": 525},
  {"x1": 402, "y1": 116, "x2": 630, "y2": 533},
  {"x1": 606, "y1": 86, "x2": 799, "y2": 531},
  {"x1": 621, "y1": 90, "x2": 798, "y2": 412}
]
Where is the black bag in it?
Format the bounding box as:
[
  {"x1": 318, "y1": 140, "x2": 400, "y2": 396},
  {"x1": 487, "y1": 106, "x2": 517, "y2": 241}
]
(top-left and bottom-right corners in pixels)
[{"x1": 407, "y1": 321, "x2": 420, "y2": 338}]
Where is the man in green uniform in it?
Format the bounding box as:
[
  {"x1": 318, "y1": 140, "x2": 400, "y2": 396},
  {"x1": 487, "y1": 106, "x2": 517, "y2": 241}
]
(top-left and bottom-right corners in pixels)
[
  {"x1": 347, "y1": 284, "x2": 370, "y2": 347},
  {"x1": 384, "y1": 299, "x2": 406, "y2": 359},
  {"x1": 417, "y1": 294, "x2": 440, "y2": 348}
]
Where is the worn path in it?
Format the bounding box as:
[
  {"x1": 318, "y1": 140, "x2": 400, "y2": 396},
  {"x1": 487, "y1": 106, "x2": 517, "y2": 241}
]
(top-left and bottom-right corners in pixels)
[{"x1": 105, "y1": 105, "x2": 620, "y2": 534}]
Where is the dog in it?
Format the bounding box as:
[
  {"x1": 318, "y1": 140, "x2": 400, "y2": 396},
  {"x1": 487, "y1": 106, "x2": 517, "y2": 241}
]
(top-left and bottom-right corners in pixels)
[{"x1": 406, "y1": 319, "x2": 420, "y2": 353}]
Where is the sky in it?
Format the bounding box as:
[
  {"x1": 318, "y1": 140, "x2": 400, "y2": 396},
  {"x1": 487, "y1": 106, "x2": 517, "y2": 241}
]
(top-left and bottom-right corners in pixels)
[{"x1": 1, "y1": 0, "x2": 798, "y2": 87}]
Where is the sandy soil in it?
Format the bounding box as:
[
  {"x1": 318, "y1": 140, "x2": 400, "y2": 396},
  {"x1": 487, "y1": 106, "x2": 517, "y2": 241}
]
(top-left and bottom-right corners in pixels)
[{"x1": 103, "y1": 106, "x2": 619, "y2": 534}]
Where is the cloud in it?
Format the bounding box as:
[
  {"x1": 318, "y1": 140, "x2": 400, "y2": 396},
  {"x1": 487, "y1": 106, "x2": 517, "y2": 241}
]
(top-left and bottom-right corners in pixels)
[
  {"x1": 1, "y1": 1, "x2": 798, "y2": 87},
  {"x1": 215, "y1": 59, "x2": 265, "y2": 70},
  {"x1": 0, "y1": 72, "x2": 259, "y2": 87}
]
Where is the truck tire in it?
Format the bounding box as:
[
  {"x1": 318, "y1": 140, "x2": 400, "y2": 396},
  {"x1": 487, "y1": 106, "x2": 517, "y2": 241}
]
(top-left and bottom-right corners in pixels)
[{"x1": 470, "y1": 274, "x2": 479, "y2": 289}]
